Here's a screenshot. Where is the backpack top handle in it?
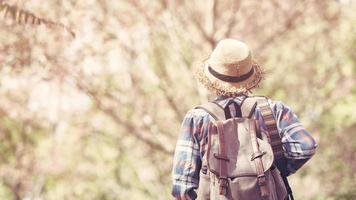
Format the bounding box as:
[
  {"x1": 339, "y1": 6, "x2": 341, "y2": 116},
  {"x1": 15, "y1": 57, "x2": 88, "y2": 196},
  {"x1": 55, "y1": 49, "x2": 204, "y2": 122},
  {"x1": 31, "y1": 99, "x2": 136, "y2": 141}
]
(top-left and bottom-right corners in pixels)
[
  {"x1": 196, "y1": 102, "x2": 226, "y2": 121},
  {"x1": 196, "y1": 96, "x2": 259, "y2": 121}
]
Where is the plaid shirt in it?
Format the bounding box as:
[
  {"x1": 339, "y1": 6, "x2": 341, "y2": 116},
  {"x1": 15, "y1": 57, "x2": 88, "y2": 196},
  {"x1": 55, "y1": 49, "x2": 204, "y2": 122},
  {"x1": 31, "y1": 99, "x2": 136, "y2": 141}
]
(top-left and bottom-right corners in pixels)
[{"x1": 171, "y1": 96, "x2": 317, "y2": 200}]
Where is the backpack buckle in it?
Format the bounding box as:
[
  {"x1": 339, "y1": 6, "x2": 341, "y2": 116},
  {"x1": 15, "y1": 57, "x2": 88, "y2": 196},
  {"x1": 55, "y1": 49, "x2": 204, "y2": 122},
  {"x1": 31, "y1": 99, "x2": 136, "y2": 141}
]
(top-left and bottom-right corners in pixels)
[
  {"x1": 214, "y1": 153, "x2": 230, "y2": 161},
  {"x1": 251, "y1": 151, "x2": 266, "y2": 161},
  {"x1": 218, "y1": 177, "x2": 228, "y2": 195}
]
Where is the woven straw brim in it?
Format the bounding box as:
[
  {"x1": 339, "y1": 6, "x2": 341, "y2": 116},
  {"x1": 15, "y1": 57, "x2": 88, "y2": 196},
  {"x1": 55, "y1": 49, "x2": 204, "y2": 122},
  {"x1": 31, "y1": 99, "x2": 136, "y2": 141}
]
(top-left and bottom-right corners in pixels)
[{"x1": 195, "y1": 61, "x2": 264, "y2": 97}]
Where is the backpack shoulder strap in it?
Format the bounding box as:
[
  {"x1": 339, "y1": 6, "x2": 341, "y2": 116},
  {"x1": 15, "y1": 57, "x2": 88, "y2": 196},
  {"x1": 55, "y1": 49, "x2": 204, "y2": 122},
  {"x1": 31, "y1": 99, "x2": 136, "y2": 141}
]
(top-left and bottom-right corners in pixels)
[
  {"x1": 195, "y1": 102, "x2": 226, "y2": 183},
  {"x1": 195, "y1": 102, "x2": 226, "y2": 121},
  {"x1": 257, "y1": 97, "x2": 294, "y2": 199},
  {"x1": 256, "y1": 97, "x2": 284, "y2": 160}
]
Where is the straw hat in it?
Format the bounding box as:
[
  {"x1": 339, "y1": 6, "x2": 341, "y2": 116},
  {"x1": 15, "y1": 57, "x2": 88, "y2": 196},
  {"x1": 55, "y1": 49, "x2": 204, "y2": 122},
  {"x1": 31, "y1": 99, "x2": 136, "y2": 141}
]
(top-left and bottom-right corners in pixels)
[{"x1": 196, "y1": 39, "x2": 264, "y2": 96}]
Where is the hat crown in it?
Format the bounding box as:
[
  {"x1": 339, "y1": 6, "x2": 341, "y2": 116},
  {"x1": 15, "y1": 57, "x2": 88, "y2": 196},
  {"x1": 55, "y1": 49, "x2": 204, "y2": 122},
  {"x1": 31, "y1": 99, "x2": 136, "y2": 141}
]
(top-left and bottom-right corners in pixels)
[
  {"x1": 209, "y1": 39, "x2": 251, "y2": 67},
  {"x1": 208, "y1": 39, "x2": 252, "y2": 77}
]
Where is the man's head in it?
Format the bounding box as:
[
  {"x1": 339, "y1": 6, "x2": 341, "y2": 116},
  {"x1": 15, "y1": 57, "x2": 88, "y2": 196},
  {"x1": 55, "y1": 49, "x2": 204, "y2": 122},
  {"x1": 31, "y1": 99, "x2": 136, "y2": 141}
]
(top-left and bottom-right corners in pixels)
[{"x1": 196, "y1": 39, "x2": 263, "y2": 96}]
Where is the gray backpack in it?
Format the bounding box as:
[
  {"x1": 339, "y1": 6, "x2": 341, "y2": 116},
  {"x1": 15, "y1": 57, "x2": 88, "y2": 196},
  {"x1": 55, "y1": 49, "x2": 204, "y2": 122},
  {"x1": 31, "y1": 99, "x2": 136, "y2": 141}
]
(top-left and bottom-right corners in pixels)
[{"x1": 196, "y1": 96, "x2": 290, "y2": 200}]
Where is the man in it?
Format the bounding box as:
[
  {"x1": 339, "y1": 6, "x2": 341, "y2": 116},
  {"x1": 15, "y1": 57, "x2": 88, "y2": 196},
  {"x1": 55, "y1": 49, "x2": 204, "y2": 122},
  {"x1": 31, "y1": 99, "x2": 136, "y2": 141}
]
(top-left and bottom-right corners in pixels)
[{"x1": 171, "y1": 39, "x2": 317, "y2": 200}]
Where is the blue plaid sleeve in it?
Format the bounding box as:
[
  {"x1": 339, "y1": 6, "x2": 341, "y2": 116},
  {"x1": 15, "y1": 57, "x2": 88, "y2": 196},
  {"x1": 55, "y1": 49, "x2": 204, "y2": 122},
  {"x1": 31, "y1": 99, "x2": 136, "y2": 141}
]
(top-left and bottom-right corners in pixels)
[
  {"x1": 171, "y1": 110, "x2": 204, "y2": 200},
  {"x1": 272, "y1": 100, "x2": 317, "y2": 174}
]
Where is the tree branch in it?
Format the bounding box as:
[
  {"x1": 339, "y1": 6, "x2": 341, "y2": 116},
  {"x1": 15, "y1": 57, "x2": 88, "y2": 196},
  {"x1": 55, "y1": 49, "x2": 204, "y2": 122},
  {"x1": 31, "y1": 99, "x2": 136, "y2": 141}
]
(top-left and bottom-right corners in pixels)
[
  {"x1": 224, "y1": 0, "x2": 241, "y2": 38},
  {"x1": 75, "y1": 80, "x2": 173, "y2": 155}
]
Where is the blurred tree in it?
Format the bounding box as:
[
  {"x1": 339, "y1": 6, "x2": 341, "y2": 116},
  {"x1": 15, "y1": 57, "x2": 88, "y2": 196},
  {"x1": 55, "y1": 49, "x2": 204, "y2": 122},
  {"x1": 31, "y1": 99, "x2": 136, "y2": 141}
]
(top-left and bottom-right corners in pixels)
[{"x1": 0, "y1": 0, "x2": 355, "y2": 199}]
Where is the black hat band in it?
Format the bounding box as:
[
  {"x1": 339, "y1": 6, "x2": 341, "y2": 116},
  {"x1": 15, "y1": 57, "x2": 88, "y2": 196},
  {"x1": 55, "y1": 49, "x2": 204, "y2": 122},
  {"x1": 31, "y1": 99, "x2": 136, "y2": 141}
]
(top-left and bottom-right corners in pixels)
[{"x1": 208, "y1": 66, "x2": 254, "y2": 83}]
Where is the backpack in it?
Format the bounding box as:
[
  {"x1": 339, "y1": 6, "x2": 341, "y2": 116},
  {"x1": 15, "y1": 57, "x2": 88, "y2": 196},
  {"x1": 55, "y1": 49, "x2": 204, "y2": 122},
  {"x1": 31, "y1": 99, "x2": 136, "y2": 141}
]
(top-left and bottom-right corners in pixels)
[{"x1": 196, "y1": 96, "x2": 292, "y2": 200}]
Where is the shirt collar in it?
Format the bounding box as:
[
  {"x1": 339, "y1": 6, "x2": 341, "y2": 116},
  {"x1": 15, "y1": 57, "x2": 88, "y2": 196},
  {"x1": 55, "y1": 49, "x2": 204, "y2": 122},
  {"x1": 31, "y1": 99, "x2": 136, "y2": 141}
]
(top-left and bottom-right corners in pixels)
[{"x1": 214, "y1": 95, "x2": 248, "y2": 108}]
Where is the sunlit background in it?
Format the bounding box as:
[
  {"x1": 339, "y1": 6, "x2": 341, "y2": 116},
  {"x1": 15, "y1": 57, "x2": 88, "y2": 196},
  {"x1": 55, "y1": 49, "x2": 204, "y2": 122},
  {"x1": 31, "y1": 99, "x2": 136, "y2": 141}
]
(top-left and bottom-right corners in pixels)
[{"x1": 0, "y1": 0, "x2": 356, "y2": 199}]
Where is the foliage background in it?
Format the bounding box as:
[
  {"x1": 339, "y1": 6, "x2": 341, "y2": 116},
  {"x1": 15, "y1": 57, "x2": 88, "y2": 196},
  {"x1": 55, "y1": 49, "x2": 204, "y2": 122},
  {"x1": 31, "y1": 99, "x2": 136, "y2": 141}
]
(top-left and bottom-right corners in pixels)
[{"x1": 0, "y1": 0, "x2": 355, "y2": 199}]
